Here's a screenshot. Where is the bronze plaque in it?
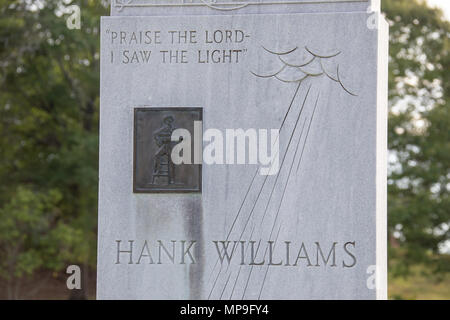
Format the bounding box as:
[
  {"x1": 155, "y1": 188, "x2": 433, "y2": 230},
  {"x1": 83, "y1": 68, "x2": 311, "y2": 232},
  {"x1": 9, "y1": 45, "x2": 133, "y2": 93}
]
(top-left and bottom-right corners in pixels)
[{"x1": 133, "y1": 107, "x2": 202, "y2": 193}]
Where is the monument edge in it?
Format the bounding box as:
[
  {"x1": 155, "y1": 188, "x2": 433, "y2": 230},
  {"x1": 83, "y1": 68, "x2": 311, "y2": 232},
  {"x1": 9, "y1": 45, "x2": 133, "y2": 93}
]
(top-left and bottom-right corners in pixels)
[{"x1": 376, "y1": 13, "x2": 389, "y2": 301}]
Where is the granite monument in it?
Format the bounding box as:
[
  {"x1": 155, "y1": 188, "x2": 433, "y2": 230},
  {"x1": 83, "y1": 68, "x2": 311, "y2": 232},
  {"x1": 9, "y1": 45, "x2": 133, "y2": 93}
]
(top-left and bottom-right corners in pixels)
[{"x1": 97, "y1": 0, "x2": 388, "y2": 299}]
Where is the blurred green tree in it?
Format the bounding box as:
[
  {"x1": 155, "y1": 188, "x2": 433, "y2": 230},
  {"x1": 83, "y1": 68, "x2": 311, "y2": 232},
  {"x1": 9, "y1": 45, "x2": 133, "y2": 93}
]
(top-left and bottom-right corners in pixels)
[
  {"x1": 382, "y1": 0, "x2": 450, "y2": 276},
  {"x1": 0, "y1": 0, "x2": 107, "y2": 298},
  {"x1": 0, "y1": 187, "x2": 88, "y2": 299}
]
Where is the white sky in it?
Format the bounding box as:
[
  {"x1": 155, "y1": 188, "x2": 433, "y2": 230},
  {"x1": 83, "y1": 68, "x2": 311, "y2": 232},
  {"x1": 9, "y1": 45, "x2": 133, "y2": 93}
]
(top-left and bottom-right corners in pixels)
[{"x1": 426, "y1": 0, "x2": 450, "y2": 20}]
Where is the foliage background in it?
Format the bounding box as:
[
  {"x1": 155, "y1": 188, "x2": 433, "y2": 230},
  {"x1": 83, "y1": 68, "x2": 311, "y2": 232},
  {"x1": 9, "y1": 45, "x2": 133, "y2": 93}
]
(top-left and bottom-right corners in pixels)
[{"x1": 0, "y1": 0, "x2": 448, "y2": 299}]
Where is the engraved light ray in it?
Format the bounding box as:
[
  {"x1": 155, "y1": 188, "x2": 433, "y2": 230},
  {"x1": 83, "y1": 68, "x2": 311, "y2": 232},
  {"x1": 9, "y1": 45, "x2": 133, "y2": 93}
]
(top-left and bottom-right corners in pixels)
[
  {"x1": 206, "y1": 81, "x2": 304, "y2": 295},
  {"x1": 208, "y1": 84, "x2": 312, "y2": 299},
  {"x1": 207, "y1": 81, "x2": 306, "y2": 299},
  {"x1": 207, "y1": 45, "x2": 358, "y2": 299},
  {"x1": 240, "y1": 46, "x2": 356, "y2": 299}
]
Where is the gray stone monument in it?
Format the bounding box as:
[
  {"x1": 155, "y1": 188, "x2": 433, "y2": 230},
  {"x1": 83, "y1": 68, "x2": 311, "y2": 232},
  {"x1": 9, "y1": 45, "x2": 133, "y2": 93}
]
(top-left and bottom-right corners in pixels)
[{"x1": 97, "y1": 0, "x2": 388, "y2": 299}]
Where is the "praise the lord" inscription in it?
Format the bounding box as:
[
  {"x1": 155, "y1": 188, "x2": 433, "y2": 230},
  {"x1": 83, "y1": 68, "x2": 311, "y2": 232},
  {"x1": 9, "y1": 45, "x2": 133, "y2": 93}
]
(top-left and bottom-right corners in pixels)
[{"x1": 107, "y1": 29, "x2": 249, "y2": 65}]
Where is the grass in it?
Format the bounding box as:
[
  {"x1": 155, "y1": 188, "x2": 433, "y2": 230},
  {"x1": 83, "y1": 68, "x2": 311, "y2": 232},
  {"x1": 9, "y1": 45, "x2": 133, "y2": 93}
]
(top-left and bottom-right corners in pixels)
[{"x1": 389, "y1": 266, "x2": 450, "y2": 300}]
